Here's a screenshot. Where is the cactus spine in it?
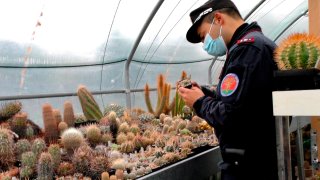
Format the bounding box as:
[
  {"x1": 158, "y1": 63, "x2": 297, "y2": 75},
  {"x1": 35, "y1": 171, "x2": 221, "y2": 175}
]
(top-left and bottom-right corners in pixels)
[
  {"x1": 275, "y1": 33, "x2": 320, "y2": 69},
  {"x1": 63, "y1": 101, "x2": 75, "y2": 127},
  {"x1": 0, "y1": 101, "x2": 22, "y2": 121},
  {"x1": 31, "y1": 138, "x2": 46, "y2": 156},
  {"x1": 42, "y1": 103, "x2": 59, "y2": 143},
  {"x1": 77, "y1": 85, "x2": 103, "y2": 121},
  {"x1": 86, "y1": 124, "x2": 102, "y2": 146},
  {"x1": 37, "y1": 152, "x2": 54, "y2": 180},
  {"x1": 15, "y1": 139, "x2": 31, "y2": 159},
  {"x1": 20, "y1": 151, "x2": 36, "y2": 178},
  {"x1": 61, "y1": 128, "x2": 84, "y2": 151}
]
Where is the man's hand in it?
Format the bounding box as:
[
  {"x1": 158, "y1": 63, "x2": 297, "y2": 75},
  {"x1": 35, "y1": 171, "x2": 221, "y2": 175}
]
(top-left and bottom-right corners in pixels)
[{"x1": 178, "y1": 86, "x2": 205, "y2": 107}]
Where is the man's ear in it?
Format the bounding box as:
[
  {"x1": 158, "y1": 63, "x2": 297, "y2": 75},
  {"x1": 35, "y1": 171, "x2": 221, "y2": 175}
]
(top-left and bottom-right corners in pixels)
[{"x1": 214, "y1": 12, "x2": 223, "y2": 25}]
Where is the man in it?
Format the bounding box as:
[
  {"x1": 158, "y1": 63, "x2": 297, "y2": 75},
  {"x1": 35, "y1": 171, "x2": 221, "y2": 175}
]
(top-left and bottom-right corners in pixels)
[{"x1": 178, "y1": 0, "x2": 278, "y2": 179}]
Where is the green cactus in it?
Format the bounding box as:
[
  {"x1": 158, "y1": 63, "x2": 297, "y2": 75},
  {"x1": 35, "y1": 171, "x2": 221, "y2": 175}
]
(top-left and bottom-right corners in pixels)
[
  {"x1": 10, "y1": 112, "x2": 27, "y2": 138},
  {"x1": 63, "y1": 101, "x2": 75, "y2": 127},
  {"x1": 42, "y1": 103, "x2": 59, "y2": 144},
  {"x1": 118, "y1": 122, "x2": 129, "y2": 133},
  {"x1": 86, "y1": 124, "x2": 102, "y2": 146},
  {"x1": 119, "y1": 141, "x2": 135, "y2": 153},
  {"x1": 61, "y1": 128, "x2": 85, "y2": 151},
  {"x1": 20, "y1": 165, "x2": 34, "y2": 179},
  {"x1": 275, "y1": 33, "x2": 320, "y2": 69},
  {"x1": 21, "y1": 151, "x2": 37, "y2": 168},
  {"x1": 37, "y1": 152, "x2": 54, "y2": 180},
  {"x1": 77, "y1": 85, "x2": 103, "y2": 121},
  {"x1": 48, "y1": 144, "x2": 61, "y2": 170},
  {"x1": 130, "y1": 124, "x2": 140, "y2": 135},
  {"x1": 31, "y1": 138, "x2": 46, "y2": 157},
  {"x1": 0, "y1": 101, "x2": 22, "y2": 121},
  {"x1": 0, "y1": 128, "x2": 15, "y2": 168},
  {"x1": 104, "y1": 104, "x2": 125, "y2": 117},
  {"x1": 25, "y1": 125, "x2": 35, "y2": 139},
  {"x1": 15, "y1": 139, "x2": 31, "y2": 159}
]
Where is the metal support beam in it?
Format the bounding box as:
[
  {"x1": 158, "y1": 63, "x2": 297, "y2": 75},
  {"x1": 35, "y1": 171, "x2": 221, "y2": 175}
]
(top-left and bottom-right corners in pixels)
[
  {"x1": 243, "y1": 0, "x2": 266, "y2": 21},
  {"x1": 124, "y1": 0, "x2": 164, "y2": 110}
]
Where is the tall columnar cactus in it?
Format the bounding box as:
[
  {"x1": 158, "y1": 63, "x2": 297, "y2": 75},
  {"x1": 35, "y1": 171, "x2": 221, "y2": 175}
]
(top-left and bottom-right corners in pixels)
[
  {"x1": 0, "y1": 128, "x2": 15, "y2": 167},
  {"x1": 0, "y1": 101, "x2": 22, "y2": 121},
  {"x1": 10, "y1": 112, "x2": 27, "y2": 138},
  {"x1": 31, "y1": 138, "x2": 46, "y2": 157},
  {"x1": 144, "y1": 74, "x2": 174, "y2": 117},
  {"x1": 53, "y1": 109, "x2": 62, "y2": 127},
  {"x1": 172, "y1": 71, "x2": 188, "y2": 117},
  {"x1": 15, "y1": 139, "x2": 31, "y2": 159},
  {"x1": 48, "y1": 144, "x2": 61, "y2": 171},
  {"x1": 37, "y1": 152, "x2": 54, "y2": 180},
  {"x1": 42, "y1": 103, "x2": 59, "y2": 144},
  {"x1": 63, "y1": 101, "x2": 75, "y2": 127},
  {"x1": 275, "y1": 33, "x2": 320, "y2": 70},
  {"x1": 77, "y1": 85, "x2": 103, "y2": 121},
  {"x1": 61, "y1": 128, "x2": 85, "y2": 151},
  {"x1": 108, "y1": 111, "x2": 119, "y2": 137}
]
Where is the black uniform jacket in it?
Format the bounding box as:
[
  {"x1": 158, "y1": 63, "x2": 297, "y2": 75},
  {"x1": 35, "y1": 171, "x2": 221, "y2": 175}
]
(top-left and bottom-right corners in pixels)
[{"x1": 193, "y1": 22, "x2": 278, "y2": 178}]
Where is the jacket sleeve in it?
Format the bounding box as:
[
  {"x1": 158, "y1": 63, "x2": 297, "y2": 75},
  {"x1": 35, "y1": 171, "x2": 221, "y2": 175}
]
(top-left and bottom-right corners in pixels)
[{"x1": 193, "y1": 44, "x2": 263, "y2": 128}]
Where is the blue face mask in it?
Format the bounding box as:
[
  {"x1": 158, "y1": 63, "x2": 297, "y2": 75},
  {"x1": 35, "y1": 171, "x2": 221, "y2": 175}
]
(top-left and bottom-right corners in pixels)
[{"x1": 203, "y1": 21, "x2": 227, "y2": 56}]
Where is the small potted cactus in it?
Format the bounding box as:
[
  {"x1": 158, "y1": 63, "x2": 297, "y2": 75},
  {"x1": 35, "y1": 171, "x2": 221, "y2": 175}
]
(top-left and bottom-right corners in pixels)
[{"x1": 273, "y1": 33, "x2": 320, "y2": 90}]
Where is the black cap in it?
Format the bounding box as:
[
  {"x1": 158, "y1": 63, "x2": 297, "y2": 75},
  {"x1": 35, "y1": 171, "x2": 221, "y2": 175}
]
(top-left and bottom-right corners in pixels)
[{"x1": 186, "y1": 0, "x2": 240, "y2": 43}]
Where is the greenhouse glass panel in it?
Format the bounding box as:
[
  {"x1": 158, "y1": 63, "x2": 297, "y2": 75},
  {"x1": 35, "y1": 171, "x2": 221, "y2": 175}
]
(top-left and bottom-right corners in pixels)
[{"x1": 246, "y1": 0, "x2": 308, "y2": 40}]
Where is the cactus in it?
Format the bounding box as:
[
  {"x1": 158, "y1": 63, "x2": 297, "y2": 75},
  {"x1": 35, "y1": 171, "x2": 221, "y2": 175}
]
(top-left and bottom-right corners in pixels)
[
  {"x1": 110, "y1": 175, "x2": 117, "y2": 180},
  {"x1": 0, "y1": 128, "x2": 15, "y2": 168},
  {"x1": 42, "y1": 103, "x2": 59, "y2": 143},
  {"x1": 104, "y1": 104, "x2": 125, "y2": 117},
  {"x1": 77, "y1": 85, "x2": 103, "y2": 121},
  {"x1": 116, "y1": 132, "x2": 127, "y2": 145},
  {"x1": 101, "y1": 172, "x2": 110, "y2": 180},
  {"x1": 118, "y1": 122, "x2": 129, "y2": 133},
  {"x1": 108, "y1": 111, "x2": 119, "y2": 137},
  {"x1": 138, "y1": 112, "x2": 155, "y2": 122},
  {"x1": 101, "y1": 133, "x2": 113, "y2": 145},
  {"x1": 53, "y1": 109, "x2": 62, "y2": 126},
  {"x1": 115, "y1": 169, "x2": 124, "y2": 180},
  {"x1": 31, "y1": 137, "x2": 46, "y2": 156},
  {"x1": 144, "y1": 74, "x2": 172, "y2": 117},
  {"x1": 111, "y1": 158, "x2": 126, "y2": 170},
  {"x1": 48, "y1": 144, "x2": 61, "y2": 170},
  {"x1": 89, "y1": 155, "x2": 109, "y2": 179},
  {"x1": 86, "y1": 124, "x2": 102, "y2": 146},
  {"x1": 275, "y1": 33, "x2": 320, "y2": 70},
  {"x1": 37, "y1": 152, "x2": 54, "y2": 180},
  {"x1": 126, "y1": 132, "x2": 135, "y2": 141},
  {"x1": 119, "y1": 141, "x2": 135, "y2": 153},
  {"x1": 72, "y1": 144, "x2": 93, "y2": 175},
  {"x1": 25, "y1": 125, "x2": 35, "y2": 139},
  {"x1": 58, "y1": 121, "x2": 68, "y2": 133},
  {"x1": 162, "y1": 124, "x2": 169, "y2": 134},
  {"x1": 15, "y1": 139, "x2": 31, "y2": 159},
  {"x1": 57, "y1": 162, "x2": 75, "y2": 176},
  {"x1": 10, "y1": 112, "x2": 27, "y2": 138},
  {"x1": 176, "y1": 121, "x2": 187, "y2": 132},
  {"x1": 130, "y1": 124, "x2": 140, "y2": 135},
  {"x1": 186, "y1": 120, "x2": 201, "y2": 133},
  {"x1": 0, "y1": 101, "x2": 22, "y2": 121},
  {"x1": 20, "y1": 151, "x2": 36, "y2": 178},
  {"x1": 75, "y1": 113, "x2": 87, "y2": 124},
  {"x1": 63, "y1": 101, "x2": 75, "y2": 127},
  {"x1": 61, "y1": 128, "x2": 85, "y2": 151}
]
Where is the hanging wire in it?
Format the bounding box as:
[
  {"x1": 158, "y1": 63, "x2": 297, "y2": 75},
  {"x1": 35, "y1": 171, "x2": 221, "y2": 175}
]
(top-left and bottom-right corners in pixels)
[
  {"x1": 245, "y1": 0, "x2": 270, "y2": 21},
  {"x1": 99, "y1": 0, "x2": 122, "y2": 108},
  {"x1": 132, "y1": 0, "x2": 183, "y2": 89},
  {"x1": 134, "y1": 0, "x2": 201, "y2": 89}
]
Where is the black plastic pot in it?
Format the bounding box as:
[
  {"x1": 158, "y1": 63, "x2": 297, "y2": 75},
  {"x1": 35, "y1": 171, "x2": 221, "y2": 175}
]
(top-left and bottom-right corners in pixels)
[
  {"x1": 74, "y1": 119, "x2": 98, "y2": 127},
  {"x1": 273, "y1": 68, "x2": 320, "y2": 91}
]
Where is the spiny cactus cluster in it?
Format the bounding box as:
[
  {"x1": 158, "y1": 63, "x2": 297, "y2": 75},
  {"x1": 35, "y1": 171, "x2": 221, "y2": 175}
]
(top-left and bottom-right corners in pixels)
[
  {"x1": 42, "y1": 103, "x2": 59, "y2": 144},
  {"x1": 31, "y1": 138, "x2": 46, "y2": 157},
  {"x1": 89, "y1": 155, "x2": 109, "y2": 179},
  {"x1": 104, "y1": 104, "x2": 125, "y2": 118},
  {"x1": 20, "y1": 151, "x2": 36, "y2": 178},
  {"x1": 138, "y1": 112, "x2": 155, "y2": 122},
  {"x1": 15, "y1": 139, "x2": 31, "y2": 159},
  {"x1": 61, "y1": 128, "x2": 84, "y2": 151},
  {"x1": 48, "y1": 144, "x2": 61, "y2": 170},
  {"x1": 275, "y1": 33, "x2": 320, "y2": 70},
  {"x1": 86, "y1": 124, "x2": 102, "y2": 146},
  {"x1": 0, "y1": 128, "x2": 15, "y2": 168},
  {"x1": 37, "y1": 152, "x2": 54, "y2": 180},
  {"x1": 0, "y1": 101, "x2": 22, "y2": 121},
  {"x1": 77, "y1": 85, "x2": 103, "y2": 121},
  {"x1": 57, "y1": 162, "x2": 75, "y2": 177}
]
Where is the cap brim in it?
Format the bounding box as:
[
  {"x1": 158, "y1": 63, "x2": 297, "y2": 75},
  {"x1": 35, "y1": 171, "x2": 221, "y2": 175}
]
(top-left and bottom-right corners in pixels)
[{"x1": 186, "y1": 20, "x2": 202, "y2": 43}]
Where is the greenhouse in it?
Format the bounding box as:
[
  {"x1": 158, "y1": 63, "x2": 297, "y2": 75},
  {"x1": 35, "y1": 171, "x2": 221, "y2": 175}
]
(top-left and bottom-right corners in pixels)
[{"x1": 0, "y1": 0, "x2": 319, "y2": 179}]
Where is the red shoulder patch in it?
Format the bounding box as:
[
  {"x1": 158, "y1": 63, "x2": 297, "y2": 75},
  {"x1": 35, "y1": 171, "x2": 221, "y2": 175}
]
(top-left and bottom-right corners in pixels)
[{"x1": 236, "y1": 37, "x2": 255, "y2": 44}]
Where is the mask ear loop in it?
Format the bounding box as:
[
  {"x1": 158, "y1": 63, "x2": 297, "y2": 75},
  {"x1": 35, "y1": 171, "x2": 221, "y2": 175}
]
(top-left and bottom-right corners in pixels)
[{"x1": 208, "y1": 17, "x2": 215, "y2": 35}]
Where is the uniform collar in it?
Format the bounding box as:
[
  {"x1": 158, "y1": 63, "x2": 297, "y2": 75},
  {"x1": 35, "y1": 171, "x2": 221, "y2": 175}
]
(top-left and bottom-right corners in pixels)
[{"x1": 227, "y1": 22, "x2": 262, "y2": 49}]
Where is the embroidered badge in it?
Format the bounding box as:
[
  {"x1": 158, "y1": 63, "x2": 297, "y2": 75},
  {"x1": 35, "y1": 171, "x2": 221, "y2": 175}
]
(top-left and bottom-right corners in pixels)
[{"x1": 220, "y1": 73, "x2": 239, "y2": 97}]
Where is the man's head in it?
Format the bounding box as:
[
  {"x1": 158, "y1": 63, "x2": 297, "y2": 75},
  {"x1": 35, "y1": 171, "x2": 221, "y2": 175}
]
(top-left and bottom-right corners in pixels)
[{"x1": 186, "y1": 0, "x2": 244, "y2": 45}]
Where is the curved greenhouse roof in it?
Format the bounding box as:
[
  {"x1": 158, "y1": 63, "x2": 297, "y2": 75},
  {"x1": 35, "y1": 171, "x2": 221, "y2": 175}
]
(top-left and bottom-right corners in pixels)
[{"x1": 0, "y1": 0, "x2": 310, "y2": 126}]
